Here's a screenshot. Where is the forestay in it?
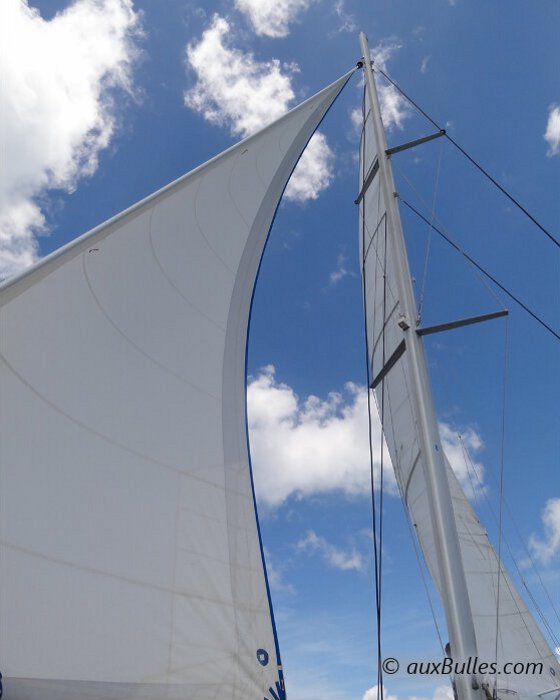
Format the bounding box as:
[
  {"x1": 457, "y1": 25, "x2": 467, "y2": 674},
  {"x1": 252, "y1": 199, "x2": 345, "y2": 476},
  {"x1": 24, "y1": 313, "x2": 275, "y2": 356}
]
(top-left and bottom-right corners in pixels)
[
  {"x1": 358, "y1": 84, "x2": 560, "y2": 699},
  {"x1": 0, "y1": 69, "x2": 353, "y2": 700}
]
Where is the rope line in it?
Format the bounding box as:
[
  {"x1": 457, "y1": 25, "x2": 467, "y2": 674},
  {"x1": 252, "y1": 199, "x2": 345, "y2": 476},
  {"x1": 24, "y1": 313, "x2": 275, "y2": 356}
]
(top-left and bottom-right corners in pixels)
[
  {"x1": 372, "y1": 64, "x2": 560, "y2": 250},
  {"x1": 417, "y1": 139, "x2": 444, "y2": 323},
  {"x1": 406, "y1": 511, "x2": 445, "y2": 652},
  {"x1": 508, "y1": 514, "x2": 560, "y2": 631},
  {"x1": 361, "y1": 60, "x2": 560, "y2": 695},
  {"x1": 427, "y1": 318, "x2": 560, "y2": 654},
  {"x1": 359, "y1": 93, "x2": 384, "y2": 700},
  {"x1": 392, "y1": 160, "x2": 506, "y2": 312},
  {"x1": 401, "y1": 199, "x2": 560, "y2": 342},
  {"x1": 375, "y1": 214, "x2": 389, "y2": 696},
  {"x1": 494, "y1": 317, "x2": 509, "y2": 699},
  {"x1": 460, "y1": 435, "x2": 560, "y2": 654}
]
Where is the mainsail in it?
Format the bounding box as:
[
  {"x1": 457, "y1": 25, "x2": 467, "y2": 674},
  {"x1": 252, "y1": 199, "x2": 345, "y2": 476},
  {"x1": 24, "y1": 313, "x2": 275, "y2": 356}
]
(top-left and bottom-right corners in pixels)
[
  {"x1": 0, "y1": 69, "x2": 354, "y2": 700},
  {"x1": 358, "y1": 49, "x2": 560, "y2": 700}
]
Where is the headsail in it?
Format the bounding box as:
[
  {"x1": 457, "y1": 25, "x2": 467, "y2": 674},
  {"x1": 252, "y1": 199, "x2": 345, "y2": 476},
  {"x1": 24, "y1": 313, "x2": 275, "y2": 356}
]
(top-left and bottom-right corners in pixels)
[
  {"x1": 0, "y1": 69, "x2": 354, "y2": 700},
  {"x1": 358, "y1": 57, "x2": 560, "y2": 700}
]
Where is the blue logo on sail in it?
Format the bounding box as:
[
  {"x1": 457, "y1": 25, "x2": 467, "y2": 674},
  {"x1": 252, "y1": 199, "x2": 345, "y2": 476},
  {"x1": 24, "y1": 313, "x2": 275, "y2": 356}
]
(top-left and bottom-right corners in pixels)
[
  {"x1": 257, "y1": 648, "x2": 269, "y2": 667},
  {"x1": 265, "y1": 671, "x2": 286, "y2": 700},
  {"x1": 266, "y1": 680, "x2": 286, "y2": 700}
]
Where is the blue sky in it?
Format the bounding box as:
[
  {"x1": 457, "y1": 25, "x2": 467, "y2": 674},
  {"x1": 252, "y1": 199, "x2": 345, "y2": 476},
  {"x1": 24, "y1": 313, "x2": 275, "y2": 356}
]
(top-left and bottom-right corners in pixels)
[{"x1": 1, "y1": 2, "x2": 559, "y2": 699}]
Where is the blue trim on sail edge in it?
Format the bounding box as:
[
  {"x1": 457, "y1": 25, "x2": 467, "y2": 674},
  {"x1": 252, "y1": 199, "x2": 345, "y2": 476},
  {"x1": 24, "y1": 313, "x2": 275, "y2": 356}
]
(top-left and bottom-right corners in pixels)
[{"x1": 243, "y1": 69, "x2": 356, "y2": 681}]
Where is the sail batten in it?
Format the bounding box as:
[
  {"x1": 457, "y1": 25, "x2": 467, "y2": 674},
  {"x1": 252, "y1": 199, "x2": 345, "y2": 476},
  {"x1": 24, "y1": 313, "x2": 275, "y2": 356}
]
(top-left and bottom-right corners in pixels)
[{"x1": 0, "y1": 69, "x2": 355, "y2": 699}]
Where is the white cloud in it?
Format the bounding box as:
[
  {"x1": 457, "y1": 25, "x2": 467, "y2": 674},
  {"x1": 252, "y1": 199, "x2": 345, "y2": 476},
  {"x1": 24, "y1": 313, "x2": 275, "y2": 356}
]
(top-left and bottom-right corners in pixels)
[
  {"x1": 438, "y1": 423, "x2": 485, "y2": 500},
  {"x1": 411, "y1": 686, "x2": 454, "y2": 700},
  {"x1": 364, "y1": 684, "x2": 453, "y2": 700},
  {"x1": 247, "y1": 365, "x2": 389, "y2": 507},
  {"x1": 185, "y1": 16, "x2": 294, "y2": 136},
  {"x1": 263, "y1": 546, "x2": 295, "y2": 593},
  {"x1": 544, "y1": 105, "x2": 560, "y2": 157},
  {"x1": 351, "y1": 107, "x2": 363, "y2": 131},
  {"x1": 433, "y1": 689, "x2": 454, "y2": 700},
  {"x1": 297, "y1": 530, "x2": 366, "y2": 571},
  {"x1": 364, "y1": 685, "x2": 399, "y2": 700},
  {"x1": 247, "y1": 365, "x2": 484, "y2": 508},
  {"x1": 370, "y1": 40, "x2": 412, "y2": 131},
  {"x1": 184, "y1": 15, "x2": 335, "y2": 202},
  {"x1": 421, "y1": 56, "x2": 430, "y2": 74},
  {"x1": 285, "y1": 133, "x2": 335, "y2": 202},
  {"x1": 333, "y1": 1, "x2": 357, "y2": 34},
  {"x1": 234, "y1": 0, "x2": 316, "y2": 38},
  {"x1": 0, "y1": 0, "x2": 141, "y2": 280},
  {"x1": 529, "y1": 497, "x2": 560, "y2": 564},
  {"x1": 329, "y1": 252, "x2": 354, "y2": 285}
]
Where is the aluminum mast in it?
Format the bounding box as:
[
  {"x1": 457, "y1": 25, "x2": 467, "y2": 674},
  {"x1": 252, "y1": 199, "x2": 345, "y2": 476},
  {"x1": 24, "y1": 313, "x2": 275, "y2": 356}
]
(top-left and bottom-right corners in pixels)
[{"x1": 359, "y1": 31, "x2": 482, "y2": 700}]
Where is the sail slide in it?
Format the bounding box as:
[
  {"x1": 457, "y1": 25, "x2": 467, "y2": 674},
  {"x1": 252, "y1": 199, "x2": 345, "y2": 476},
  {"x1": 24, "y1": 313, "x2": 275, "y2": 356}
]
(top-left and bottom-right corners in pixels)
[
  {"x1": 0, "y1": 69, "x2": 354, "y2": 700},
  {"x1": 358, "y1": 86, "x2": 560, "y2": 699}
]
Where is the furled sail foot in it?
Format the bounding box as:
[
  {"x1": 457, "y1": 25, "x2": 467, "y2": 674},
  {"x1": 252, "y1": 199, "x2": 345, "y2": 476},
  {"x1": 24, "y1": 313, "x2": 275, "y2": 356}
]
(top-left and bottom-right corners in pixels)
[{"x1": 0, "y1": 69, "x2": 355, "y2": 699}]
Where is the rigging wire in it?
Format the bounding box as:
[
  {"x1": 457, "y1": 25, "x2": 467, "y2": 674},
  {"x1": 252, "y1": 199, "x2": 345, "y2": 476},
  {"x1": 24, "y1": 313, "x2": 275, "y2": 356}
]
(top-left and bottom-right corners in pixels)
[
  {"x1": 494, "y1": 317, "x2": 509, "y2": 699},
  {"x1": 392, "y1": 159, "x2": 507, "y2": 313},
  {"x1": 361, "y1": 58, "x2": 559, "y2": 693},
  {"x1": 428, "y1": 316, "x2": 560, "y2": 653},
  {"x1": 376, "y1": 214, "x2": 389, "y2": 697},
  {"x1": 506, "y1": 510, "x2": 560, "y2": 631},
  {"x1": 359, "y1": 93, "x2": 384, "y2": 700},
  {"x1": 395, "y1": 162, "x2": 560, "y2": 619},
  {"x1": 358, "y1": 63, "x2": 560, "y2": 684},
  {"x1": 520, "y1": 579, "x2": 560, "y2": 651},
  {"x1": 462, "y1": 438, "x2": 560, "y2": 649},
  {"x1": 372, "y1": 64, "x2": 560, "y2": 250},
  {"x1": 417, "y1": 139, "x2": 444, "y2": 323},
  {"x1": 406, "y1": 514, "x2": 446, "y2": 653},
  {"x1": 364, "y1": 311, "x2": 384, "y2": 700},
  {"x1": 461, "y1": 435, "x2": 560, "y2": 652},
  {"x1": 401, "y1": 199, "x2": 560, "y2": 342},
  {"x1": 434, "y1": 307, "x2": 560, "y2": 651}
]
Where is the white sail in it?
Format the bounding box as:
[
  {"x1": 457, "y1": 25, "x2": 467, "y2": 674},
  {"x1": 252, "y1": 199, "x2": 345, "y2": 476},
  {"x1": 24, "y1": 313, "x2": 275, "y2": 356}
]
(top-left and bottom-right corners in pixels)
[
  {"x1": 0, "y1": 69, "x2": 354, "y2": 700},
  {"x1": 358, "y1": 84, "x2": 560, "y2": 699}
]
